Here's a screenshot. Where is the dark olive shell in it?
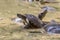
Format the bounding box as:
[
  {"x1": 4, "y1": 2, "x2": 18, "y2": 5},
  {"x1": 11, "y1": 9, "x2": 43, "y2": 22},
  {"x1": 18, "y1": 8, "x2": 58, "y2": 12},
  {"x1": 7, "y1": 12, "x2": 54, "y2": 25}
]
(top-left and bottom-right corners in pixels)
[{"x1": 24, "y1": 14, "x2": 43, "y2": 29}]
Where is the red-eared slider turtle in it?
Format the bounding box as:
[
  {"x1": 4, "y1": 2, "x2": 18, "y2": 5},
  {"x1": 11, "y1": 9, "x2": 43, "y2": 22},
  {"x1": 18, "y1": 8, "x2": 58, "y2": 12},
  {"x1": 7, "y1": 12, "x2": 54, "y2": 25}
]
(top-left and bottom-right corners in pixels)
[
  {"x1": 17, "y1": 14, "x2": 43, "y2": 29},
  {"x1": 44, "y1": 20, "x2": 60, "y2": 34}
]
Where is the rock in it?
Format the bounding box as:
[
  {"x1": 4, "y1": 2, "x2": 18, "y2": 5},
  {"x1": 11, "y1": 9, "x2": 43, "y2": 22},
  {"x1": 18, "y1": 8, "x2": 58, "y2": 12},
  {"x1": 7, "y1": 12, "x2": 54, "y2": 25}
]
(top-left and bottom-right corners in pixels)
[
  {"x1": 42, "y1": 6, "x2": 56, "y2": 12},
  {"x1": 44, "y1": 20, "x2": 60, "y2": 34},
  {"x1": 11, "y1": 17, "x2": 25, "y2": 25},
  {"x1": 45, "y1": 0, "x2": 57, "y2": 3},
  {"x1": 40, "y1": 0, "x2": 57, "y2": 4}
]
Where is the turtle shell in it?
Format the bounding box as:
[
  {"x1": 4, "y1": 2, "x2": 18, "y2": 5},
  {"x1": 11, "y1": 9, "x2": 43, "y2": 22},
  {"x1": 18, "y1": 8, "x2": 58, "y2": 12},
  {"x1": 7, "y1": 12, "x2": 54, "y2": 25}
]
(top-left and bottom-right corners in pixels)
[{"x1": 24, "y1": 14, "x2": 43, "y2": 29}]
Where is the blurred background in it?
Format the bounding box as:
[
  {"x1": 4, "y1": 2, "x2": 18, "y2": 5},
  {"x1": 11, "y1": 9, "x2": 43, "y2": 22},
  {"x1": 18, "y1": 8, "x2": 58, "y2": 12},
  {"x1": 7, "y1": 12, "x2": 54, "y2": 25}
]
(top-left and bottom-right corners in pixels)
[{"x1": 0, "y1": 0, "x2": 60, "y2": 40}]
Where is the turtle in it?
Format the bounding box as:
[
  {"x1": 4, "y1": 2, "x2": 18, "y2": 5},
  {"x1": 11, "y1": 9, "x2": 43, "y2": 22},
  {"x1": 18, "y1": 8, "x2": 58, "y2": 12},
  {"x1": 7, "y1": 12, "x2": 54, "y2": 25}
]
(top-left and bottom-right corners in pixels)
[
  {"x1": 17, "y1": 14, "x2": 60, "y2": 34},
  {"x1": 44, "y1": 20, "x2": 60, "y2": 34},
  {"x1": 38, "y1": 7, "x2": 47, "y2": 20},
  {"x1": 17, "y1": 14, "x2": 43, "y2": 29}
]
